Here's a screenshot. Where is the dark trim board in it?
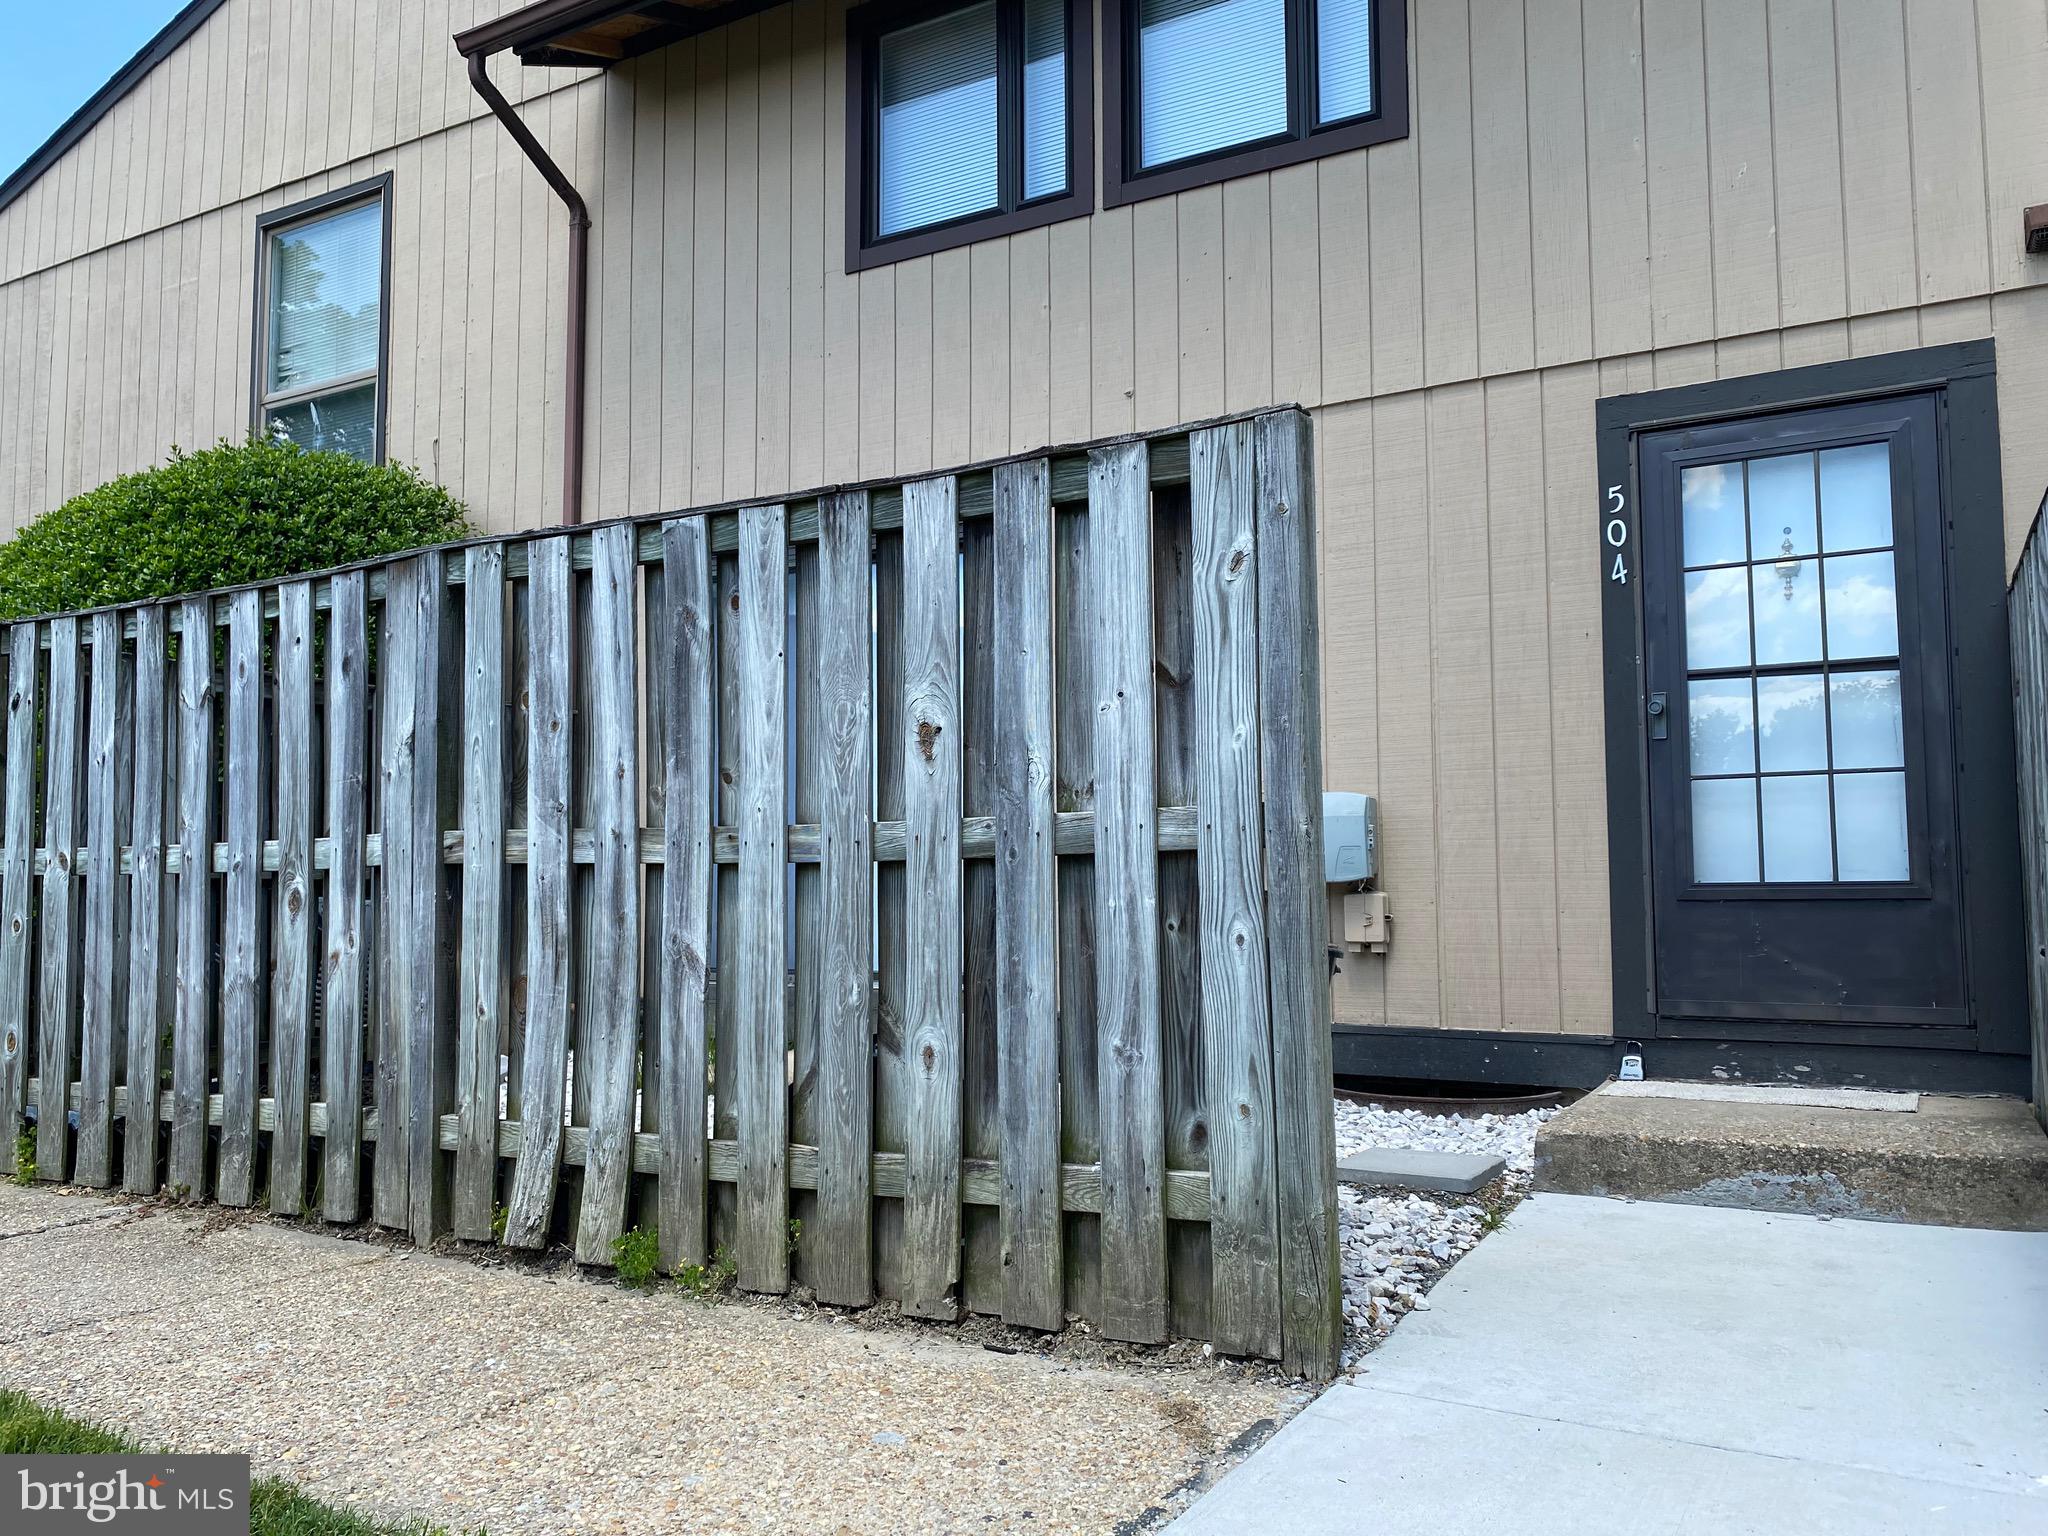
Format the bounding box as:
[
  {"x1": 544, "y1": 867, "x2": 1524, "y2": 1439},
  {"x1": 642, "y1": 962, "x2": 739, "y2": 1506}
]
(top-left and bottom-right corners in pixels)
[
  {"x1": 1333, "y1": 1026, "x2": 2033, "y2": 1098},
  {"x1": 1594, "y1": 339, "x2": 2029, "y2": 1064},
  {"x1": 0, "y1": 0, "x2": 231, "y2": 217}
]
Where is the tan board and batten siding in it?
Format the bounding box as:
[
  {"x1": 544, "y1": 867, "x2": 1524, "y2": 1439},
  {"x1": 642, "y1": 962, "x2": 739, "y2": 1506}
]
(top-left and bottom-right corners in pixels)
[{"x1": 2, "y1": 0, "x2": 2047, "y2": 1036}]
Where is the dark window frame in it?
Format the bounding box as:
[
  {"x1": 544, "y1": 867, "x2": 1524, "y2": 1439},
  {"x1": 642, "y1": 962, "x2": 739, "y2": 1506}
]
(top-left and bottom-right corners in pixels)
[
  {"x1": 1100, "y1": 0, "x2": 1407, "y2": 208},
  {"x1": 1595, "y1": 340, "x2": 2028, "y2": 1059},
  {"x1": 844, "y1": 0, "x2": 1095, "y2": 273},
  {"x1": 249, "y1": 173, "x2": 395, "y2": 465}
]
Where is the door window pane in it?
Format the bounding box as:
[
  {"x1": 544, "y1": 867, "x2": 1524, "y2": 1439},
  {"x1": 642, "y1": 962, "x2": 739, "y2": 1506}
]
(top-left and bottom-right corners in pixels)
[
  {"x1": 1829, "y1": 670, "x2": 1904, "y2": 770},
  {"x1": 265, "y1": 383, "x2": 377, "y2": 461},
  {"x1": 1819, "y1": 442, "x2": 1893, "y2": 552},
  {"x1": 1823, "y1": 553, "x2": 1899, "y2": 660},
  {"x1": 878, "y1": 3, "x2": 1000, "y2": 237},
  {"x1": 1688, "y1": 678, "x2": 1754, "y2": 775},
  {"x1": 1761, "y1": 775, "x2": 1833, "y2": 882},
  {"x1": 1681, "y1": 462, "x2": 1746, "y2": 567},
  {"x1": 1138, "y1": 0, "x2": 1288, "y2": 168},
  {"x1": 1692, "y1": 779, "x2": 1759, "y2": 884},
  {"x1": 1756, "y1": 673, "x2": 1827, "y2": 772},
  {"x1": 1747, "y1": 452, "x2": 1817, "y2": 561},
  {"x1": 1685, "y1": 567, "x2": 1751, "y2": 669},
  {"x1": 1022, "y1": 0, "x2": 1068, "y2": 199},
  {"x1": 1835, "y1": 772, "x2": 1909, "y2": 881},
  {"x1": 1317, "y1": 0, "x2": 1377, "y2": 125},
  {"x1": 268, "y1": 200, "x2": 382, "y2": 396},
  {"x1": 1751, "y1": 561, "x2": 1822, "y2": 665}
]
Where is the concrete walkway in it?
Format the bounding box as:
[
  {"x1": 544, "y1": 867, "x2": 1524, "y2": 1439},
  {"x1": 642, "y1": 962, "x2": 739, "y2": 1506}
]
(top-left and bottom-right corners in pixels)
[{"x1": 1173, "y1": 1193, "x2": 2048, "y2": 1535}]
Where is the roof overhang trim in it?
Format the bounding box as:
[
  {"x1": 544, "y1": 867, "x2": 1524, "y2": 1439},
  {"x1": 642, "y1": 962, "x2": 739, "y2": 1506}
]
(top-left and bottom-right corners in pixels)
[{"x1": 455, "y1": 0, "x2": 783, "y2": 68}]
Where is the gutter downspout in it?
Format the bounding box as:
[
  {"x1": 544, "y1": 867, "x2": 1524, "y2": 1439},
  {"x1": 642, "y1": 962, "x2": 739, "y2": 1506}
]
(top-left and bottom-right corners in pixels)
[{"x1": 466, "y1": 51, "x2": 588, "y2": 527}]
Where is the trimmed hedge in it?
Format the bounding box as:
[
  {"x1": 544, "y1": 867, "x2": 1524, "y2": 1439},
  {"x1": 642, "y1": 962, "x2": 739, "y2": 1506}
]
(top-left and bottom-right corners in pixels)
[{"x1": 0, "y1": 438, "x2": 473, "y2": 621}]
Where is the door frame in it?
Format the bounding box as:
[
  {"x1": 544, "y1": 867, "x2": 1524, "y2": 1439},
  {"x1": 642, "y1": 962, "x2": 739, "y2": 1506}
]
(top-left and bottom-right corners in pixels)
[{"x1": 1595, "y1": 339, "x2": 2027, "y2": 1057}]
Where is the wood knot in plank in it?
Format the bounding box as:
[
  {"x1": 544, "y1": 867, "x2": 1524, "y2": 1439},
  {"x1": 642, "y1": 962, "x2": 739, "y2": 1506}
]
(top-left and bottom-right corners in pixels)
[
  {"x1": 1226, "y1": 547, "x2": 1249, "y2": 578},
  {"x1": 916, "y1": 719, "x2": 942, "y2": 762}
]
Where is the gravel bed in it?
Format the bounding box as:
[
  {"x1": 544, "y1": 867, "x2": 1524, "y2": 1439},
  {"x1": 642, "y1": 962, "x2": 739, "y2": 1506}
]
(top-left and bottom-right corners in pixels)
[{"x1": 1332, "y1": 1098, "x2": 1557, "y2": 1368}]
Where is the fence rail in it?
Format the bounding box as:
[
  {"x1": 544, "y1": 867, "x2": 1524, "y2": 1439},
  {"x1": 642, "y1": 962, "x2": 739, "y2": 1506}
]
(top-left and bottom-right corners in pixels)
[
  {"x1": 2012, "y1": 493, "x2": 2048, "y2": 1132},
  {"x1": 0, "y1": 407, "x2": 1340, "y2": 1378}
]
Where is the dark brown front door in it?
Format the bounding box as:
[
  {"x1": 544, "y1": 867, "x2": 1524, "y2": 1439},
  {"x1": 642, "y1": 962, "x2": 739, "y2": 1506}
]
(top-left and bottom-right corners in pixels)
[{"x1": 1639, "y1": 394, "x2": 1969, "y2": 1032}]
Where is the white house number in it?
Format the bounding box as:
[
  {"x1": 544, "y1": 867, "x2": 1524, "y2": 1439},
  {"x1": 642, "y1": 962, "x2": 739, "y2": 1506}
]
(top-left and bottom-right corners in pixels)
[{"x1": 1604, "y1": 485, "x2": 1629, "y2": 584}]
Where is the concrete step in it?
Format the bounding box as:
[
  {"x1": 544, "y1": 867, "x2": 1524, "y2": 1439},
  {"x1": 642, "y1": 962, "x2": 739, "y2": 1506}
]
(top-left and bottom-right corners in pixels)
[{"x1": 1533, "y1": 1086, "x2": 2048, "y2": 1231}]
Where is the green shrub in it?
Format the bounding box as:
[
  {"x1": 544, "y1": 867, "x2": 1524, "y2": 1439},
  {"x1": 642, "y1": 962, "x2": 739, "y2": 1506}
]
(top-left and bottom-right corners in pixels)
[
  {"x1": 0, "y1": 438, "x2": 473, "y2": 621},
  {"x1": 611, "y1": 1226, "x2": 663, "y2": 1290}
]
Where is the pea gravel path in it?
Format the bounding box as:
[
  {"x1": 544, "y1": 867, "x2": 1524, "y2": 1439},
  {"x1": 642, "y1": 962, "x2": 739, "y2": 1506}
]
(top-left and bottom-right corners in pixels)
[{"x1": 0, "y1": 1184, "x2": 1298, "y2": 1535}]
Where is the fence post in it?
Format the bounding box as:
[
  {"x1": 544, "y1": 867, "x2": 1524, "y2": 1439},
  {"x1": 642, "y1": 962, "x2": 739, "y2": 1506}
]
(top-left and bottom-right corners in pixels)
[{"x1": 1255, "y1": 409, "x2": 1342, "y2": 1381}]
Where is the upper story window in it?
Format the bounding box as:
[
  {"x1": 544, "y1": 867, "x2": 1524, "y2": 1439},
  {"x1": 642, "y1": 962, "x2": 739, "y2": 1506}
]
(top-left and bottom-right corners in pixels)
[
  {"x1": 1103, "y1": 0, "x2": 1407, "y2": 205},
  {"x1": 847, "y1": 0, "x2": 1094, "y2": 271},
  {"x1": 254, "y1": 177, "x2": 390, "y2": 463}
]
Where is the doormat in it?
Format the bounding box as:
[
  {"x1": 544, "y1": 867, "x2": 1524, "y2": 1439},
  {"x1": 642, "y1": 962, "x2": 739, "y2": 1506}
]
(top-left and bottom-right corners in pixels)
[{"x1": 1599, "y1": 1081, "x2": 1920, "y2": 1113}]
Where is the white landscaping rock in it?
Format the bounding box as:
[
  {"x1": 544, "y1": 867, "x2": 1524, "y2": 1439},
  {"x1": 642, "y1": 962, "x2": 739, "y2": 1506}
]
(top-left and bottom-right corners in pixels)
[{"x1": 1331, "y1": 1098, "x2": 1556, "y2": 1369}]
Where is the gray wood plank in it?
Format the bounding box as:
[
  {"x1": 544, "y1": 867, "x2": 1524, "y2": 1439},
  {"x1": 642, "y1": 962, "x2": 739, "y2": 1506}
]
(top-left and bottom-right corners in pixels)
[
  {"x1": 1189, "y1": 421, "x2": 1282, "y2": 1359},
  {"x1": 36, "y1": 616, "x2": 83, "y2": 1184},
  {"x1": 455, "y1": 546, "x2": 506, "y2": 1241},
  {"x1": 76, "y1": 610, "x2": 132, "y2": 1188},
  {"x1": 400, "y1": 551, "x2": 452, "y2": 1244},
  {"x1": 993, "y1": 459, "x2": 1062, "y2": 1332},
  {"x1": 321, "y1": 572, "x2": 369, "y2": 1222},
  {"x1": 637, "y1": 555, "x2": 669, "y2": 1239},
  {"x1": 123, "y1": 606, "x2": 170, "y2": 1195},
  {"x1": 0, "y1": 624, "x2": 38, "y2": 1175},
  {"x1": 657, "y1": 517, "x2": 714, "y2": 1271},
  {"x1": 871, "y1": 529, "x2": 908, "y2": 1300},
  {"x1": 735, "y1": 501, "x2": 789, "y2": 1294},
  {"x1": 373, "y1": 561, "x2": 417, "y2": 1229},
  {"x1": 1088, "y1": 440, "x2": 1167, "y2": 1344},
  {"x1": 791, "y1": 539, "x2": 821, "y2": 1289},
  {"x1": 217, "y1": 588, "x2": 264, "y2": 1208},
  {"x1": 1254, "y1": 409, "x2": 1342, "y2": 1380},
  {"x1": 900, "y1": 474, "x2": 963, "y2": 1321},
  {"x1": 269, "y1": 582, "x2": 315, "y2": 1216},
  {"x1": 812, "y1": 490, "x2": 874, "y2": 1306},
  {"x1": 573, "y1": 524, "x2": 642, "y2": 1265},
  {"x1": 504, "y1": 536, "x2": 573, "y2": 1249},
  {"x1": 960, "y1": 507, "x2": 1001, "y2": 1315},
  {"x1": 711, "y1": 550, "x2": 741, "y2": 1262},
  {"x1": 170, "y1": 597, "x2": 214, "y2": 1200}
]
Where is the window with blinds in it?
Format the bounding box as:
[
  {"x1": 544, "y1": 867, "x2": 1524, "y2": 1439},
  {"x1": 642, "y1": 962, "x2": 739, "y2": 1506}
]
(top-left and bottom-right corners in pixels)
[
  {"x1": 1106, "y1": 0, "x2": 1403, "y2": 205},
  {"x1": 257, "y1": 188, "x2": 386, "y2": 463},
  {"x1": 853, "y1": 0, "x2": 1088, "y2": 268}
]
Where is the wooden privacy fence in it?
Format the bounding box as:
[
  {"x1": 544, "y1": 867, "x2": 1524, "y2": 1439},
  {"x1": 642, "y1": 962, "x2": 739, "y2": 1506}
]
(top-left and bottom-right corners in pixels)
[
  {"x1": 2012, "y1": 493, "x2": 2048, "y2": 1132},
  {"x1": 1, "y1": 406, "x2": 1340, "y2": 1378}
]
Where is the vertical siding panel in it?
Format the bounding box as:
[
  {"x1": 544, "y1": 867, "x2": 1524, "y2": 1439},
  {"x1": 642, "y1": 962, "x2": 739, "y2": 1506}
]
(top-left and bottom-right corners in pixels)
[
  {"x1": 1904, "y1": 0, "x2": 1992, "y2": 304},
  {"x1": 1221, "y1": 177, "x2": 1274, "y2": 414},
  {"x1": 1427, "y1": 384, "x2": 1501, "y2": 1029},
  {"x1": 1050, "y1": 221, "x2": 1092, "y2": 444},
  {"x1": 1642, "y1": 0, "x2": 1713, "y2": 346},
  {"x1": 1366, "y1": 127, "x2": 1424, "y2": 395},
  {"x1": 1702, "y1": 0, "x2": 1780, "y2": 338},
  {"x1": 1316, "y1": 152, "x2": 1371, "y2": 402},
  {"x1": 1131, "y1": 198, "x2": 1179, "y2": 431},
  {"x1": 1918, "y1": 296, "x2": 1994, "y2": 348},
  {"x1": 1991, "y1": 287, "x2": 2048, "y2": 573},
  {"x1": 1371, "y1": 394, "x2": 1438, "y2": 1027},
  {"x1": 462, "y1": 125, "x2": 499, "y2": 518},
  {"x1": 930, "y1": 248, "x2": 973, "y2": 467},
  {"x1": 1766, "y1": 0, "x2": 1847, "y2": 328},
  {"x1": 859, "y1": 270, "x2": 898, "y2": 478},
  {"x1": 386, "y1": 143, "x2": 422, "y2": 472},
  {"x1": 756, "y1": 7, "x2": 795, "y2": 494},
  {"x1": 822, "y1": 7, "x2": 860, "y2": 483},
  {"x1": 722, "y1": 19, "x2": 761, "y2": 502},
  {"x1": 217, "y1": 1, "x2": 247, "y2": 211},
  {"x1": 370, "y1": 0, "x2": 400, "y2": 157},
  {"x1": 1416, "y1": 0, "x2": 1478, "y2": 383},
  {"x1": 1469, "y1": 0, "x2": 1536, "y2": 378},
  {"x1": 1483, "y1": 375, "x2": 1561, "y2": 1031},
  {"x1": 895, "y1": 256, "x2": 934, "y2": 474},
  {"x1": 969, "y1": 240, "x2": 1010, "y2": 459},
  {"x1": 242, "y1": 1, "x2": 272, "y2": 202},
  {"x1": 1780, "y1": 319, "x2": 1852, "y2": 370},
  {"x1": 1267, "y1": 168, "x2": 1320, "y2": 407},
  {"x1": 444, "y1": 124, "x2": 477, "y2": 500},
  {"x1": 592, "y1": 70, "x2": 634, "y2": 519},
  {"x1": 1581, "y1": 0, "x2": 1653, "y2": 355},
  {"x1": 1010, "y1": 228, "x2": 1052, "y2": 454},
  {"x1": 1089, "y1": 205, "x2": 1136, "y2": 437},
  {"x1": 1836, "y1": 2, "x2": 1918, "y2": 315},
  {"x1": 788, "y1": 2, "x2": 827, "y2": 489},
  {"x1": 692, "y1": 33, "x2": 729, "y2": 504},
  {"x1": 488, "y1": 130, "x2": 525, "y2": 531},
  {"x1": 629, "y1": 57, "x2": 668, "y2": 518},
  {"x1": 1976, "y1": 0, "x2": 2048, "y2": 293},
  {"x1": 1177, "y1": 187, "x2": 1225, "y2": 420},
  {"x1": 661, "y1": 43, "x2": 700, "y2": 513}
]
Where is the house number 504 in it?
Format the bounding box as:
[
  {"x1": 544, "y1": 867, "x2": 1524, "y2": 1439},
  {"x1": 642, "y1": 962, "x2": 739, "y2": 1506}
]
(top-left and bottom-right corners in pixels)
[{"x1": 1605, "y1": 485, "x2": 1629, "y2": 584}]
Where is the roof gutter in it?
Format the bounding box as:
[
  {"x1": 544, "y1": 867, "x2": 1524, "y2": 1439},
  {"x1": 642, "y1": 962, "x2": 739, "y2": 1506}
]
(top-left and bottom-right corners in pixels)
[{"x1": 463, "y1": 50, "x2": 588, "y2": 527}]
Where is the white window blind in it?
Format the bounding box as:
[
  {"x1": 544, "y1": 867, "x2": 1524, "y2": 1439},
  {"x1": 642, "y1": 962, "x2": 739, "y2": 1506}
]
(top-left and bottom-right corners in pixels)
[
  {"x1": 1137, "y1": 0, "x2": 1288, "y2": 169},
  {"x1": 877, "y1": 2, "x2": 1001, "y2": 238},
  {"x1": 268, "y1": 200, "x2": 383, "y2": 397},
  {"x1": 266, "y1": 383, "x2": 377, "y2": 461},
  {"x1": 1022, "y1": 0, "x2": 1068, "y2": 201},
  {"x1": 1315, "y1": 0, "x2": 1375, "y2": 124}
]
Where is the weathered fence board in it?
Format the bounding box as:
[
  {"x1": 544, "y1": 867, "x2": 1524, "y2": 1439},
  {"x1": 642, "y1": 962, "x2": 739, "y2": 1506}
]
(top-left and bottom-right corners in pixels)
[
  {"x1": 7, "y1": 409, "x2": 1340, "y2": 1379},
  {"x1": 2011, "y1": 500, "x2": 2048, "y2": 1135}
]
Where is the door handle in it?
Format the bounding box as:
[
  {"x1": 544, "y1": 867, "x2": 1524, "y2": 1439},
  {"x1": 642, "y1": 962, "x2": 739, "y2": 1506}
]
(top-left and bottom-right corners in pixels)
[{"x1": 1647, "y1": 690, "x2": 1668, "y2": 741}]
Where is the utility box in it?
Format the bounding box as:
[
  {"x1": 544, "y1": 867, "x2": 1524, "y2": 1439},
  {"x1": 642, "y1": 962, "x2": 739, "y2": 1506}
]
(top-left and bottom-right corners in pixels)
[{"x1": 1323, "y1": 792, "x2": 1377, "y2": 884}]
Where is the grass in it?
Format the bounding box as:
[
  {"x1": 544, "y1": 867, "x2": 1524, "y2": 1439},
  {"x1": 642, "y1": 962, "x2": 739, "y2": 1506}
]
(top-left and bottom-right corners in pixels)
[
  {"x1": 0, "y1": 1390, "x2": 471, "y2": 1536},
  {"x1": 11, "y1": 1128, "x2": 34, "y2": 1186}
]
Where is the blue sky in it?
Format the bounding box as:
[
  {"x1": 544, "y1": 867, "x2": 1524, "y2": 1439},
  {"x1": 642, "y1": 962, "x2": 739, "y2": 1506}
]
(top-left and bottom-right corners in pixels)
[{"x1": 0, "y1": 4, "x2": 187, "y2": 183}]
